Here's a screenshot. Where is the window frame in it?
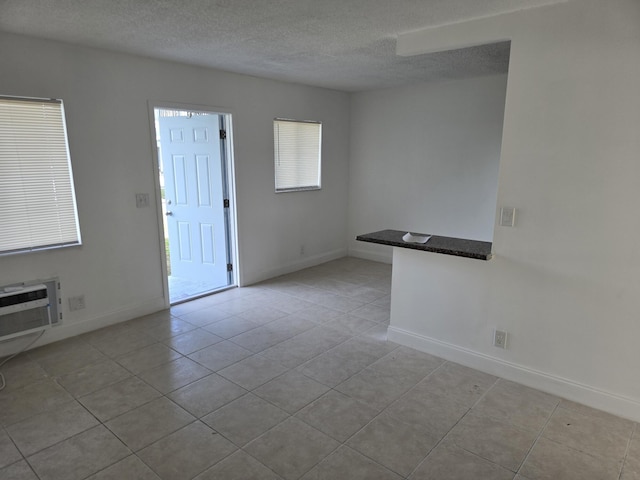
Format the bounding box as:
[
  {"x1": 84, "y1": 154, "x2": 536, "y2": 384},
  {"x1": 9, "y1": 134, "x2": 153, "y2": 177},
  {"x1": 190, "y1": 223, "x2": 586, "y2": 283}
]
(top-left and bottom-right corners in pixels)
[
  {"x1": 0, "y1": 95, "x2": 82, "y2": 256},
  {"x1": 273, "y1": 118, "x2": 322, "y2": 193}
]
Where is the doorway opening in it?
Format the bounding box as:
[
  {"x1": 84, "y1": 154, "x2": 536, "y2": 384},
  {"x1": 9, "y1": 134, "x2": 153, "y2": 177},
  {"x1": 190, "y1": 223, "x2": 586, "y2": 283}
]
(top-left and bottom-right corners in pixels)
[{"x1": 153, "y1": 107, "x2": 235, "y2": 304}]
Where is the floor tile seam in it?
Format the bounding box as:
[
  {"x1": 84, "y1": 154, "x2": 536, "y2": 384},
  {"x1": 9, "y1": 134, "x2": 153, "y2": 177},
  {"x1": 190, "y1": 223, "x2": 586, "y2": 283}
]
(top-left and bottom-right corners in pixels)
[
  {"x1": 442, "y1": 442, "x2": 523, "y2": 478},
  {"x1": 295, "y1": 350, "x2": 391, "y2": 390},
  {"x1": 52, "y1": 352, "x2": 135, "y2": 378},
  {"x1": 98, "y1": 390, "x2": 192, "y2": 431},
  {"x1": 448, "y1": 401, "x2": 559, "y2": 474},
  {"x1": 184, "y1": 446, "x2": 240, "y2": 480},
  {"x1": 333, "y1": 372, "x2": 425, "y2": 412},
  {"x1": 215, "y1": 330, "x2": 270, "y2": 351},
  {"x1": 237, "y1": 415, "x2": 342, "y2": 477},
  {"x1": 0, "y1": 394, "x2": 78, "y2": 430},
  {"x1": 402, "y1": 405, "x2": 476, "y2": 479},
  {"x1": 553, "y1": 403, "x2": 638, "y2": 437},
  {"x1": 513, "y1": 401, "x2": 561, "y2": 476},
  {"x1": 618, "y1": 422, "x2": 637, "y2": 480},
  {"x1": 372, "y1": 358, "x2": 449, "y2": 414},
  {"x1": 222, "y1": 317, "x2": 302, "y2": 346},
  {"x1": 254, "y1": 326, "x2": 364, "y2": 368},
  {"x1": 537, "y1": 408, "x2": 632, "y2": 466},
  {"x1": 58, "y1": 371, "x2": 137, "y2": 400},
  {"x1": 435, "y1": 388, "x2": 543, "y2": 474},
  {"x1": 237, "y1": 435, "x2": 302, "y2": 479},
  {"x1": 104, "y1": 414, "x2": 194, "y2": 454},
  {"x1": 342, "y1": 440, "x2": 412, "y2": 479},
  {"x1": 215, "y1": 360, "x2": 291, "y2": 392},
  {"x1": 5, "y1": 458, "x2": 42, "y2": 480},
  {"x1": 26, "y1": 339, "x2": 99, "y2": 366},
  {"x1": 76, "y1": 376, "x2": 164, "y2": 423},
  {"x1": 291, "y1": 396, "x2": 346, "y2": 442},
  {"x1": 519, "y1": 431, "x2": 629, "y2": 477},
  {"x1": 397, "y1": 363, "x2": 502, "y2": 476},
  {"x1": 83, "y1": 321, "x2": 157, "y2": 340},
  {"x1": 289, "y1": 409, "x2": 405, "y2": 477},
  {"x1": 198, "y1": 412, "x2": 259, "y2": 449},
  {"x1": 1, "y1": 426, "x2": 29, "y2": 471},
  {"x1": 6, "y1": 399, "x2": 102, "y2": 458},
  {"x1": 202, "y1": 319, "x2": 263, "y2": 340},
  {"x1": 331, "y1": 384, "x2": 441, "y2": 462},
  {"x1": 177, "y1": 311, "x2": 239, "y2": 329},
  {"x1": 86, "y1": 340, "x2": 157, "y2": 361},
  {"x1": 141, "y1": 363, "x2": 218, "y2": 396},
  {"x1": 251, "y1": 380, "x2": 332, "y2": 417},
  {"x1": 135, "y1": 425, "x2": 240, "y2": 480},
  {"x1": 294, "y1": 440, "x2": 346, "y2": 480},
  {"x1": 465, "y1": 372, "x2": 501, "y2": 411},
  {"x1": 22, "y1": 423, "x2": 133, "y2": 475},
  {"x1": 38, "y1": 354, "x2": 111, "y2": 378},
  {"x1": 186, "y1": 346, "x2": 254, "y2": 373},
  {"x1": 113, "y1": 349, "x2": 187, "y2": 377},
  {"x1": 26, "y1": 344, "x2": 98, "y2": 364},
  {"x1": 278, "y1": 329, "x2": 374, "y2": 370},
  {"x1": 0, "y1": 369, "x2": 61, "y2": 397},
  {"x1": 76, "y1": 453, "x2": 140, "y2": 480},
  {"x1": 161, "y1": 336, "x2": 226, "y2": 358}
]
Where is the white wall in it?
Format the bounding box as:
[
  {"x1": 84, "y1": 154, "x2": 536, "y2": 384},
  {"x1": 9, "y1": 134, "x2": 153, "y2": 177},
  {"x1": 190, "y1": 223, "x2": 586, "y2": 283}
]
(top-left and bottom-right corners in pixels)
[
  {"x1": 348, "y1": 75, "x2": 507, "y2": 262},
  {"x1": 388, "y1": 0, "x2": 640, "y2": 420},
  {"x1": 0, "y1": 33, "x2": 350, "y2": 346}
]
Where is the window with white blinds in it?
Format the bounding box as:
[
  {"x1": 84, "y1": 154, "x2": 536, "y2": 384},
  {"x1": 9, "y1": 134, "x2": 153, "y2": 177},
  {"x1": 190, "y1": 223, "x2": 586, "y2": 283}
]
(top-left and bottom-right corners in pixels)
[
  {"x1": 0, "y1": 96, "x2": 81, "y2": 255},
  {"x1": 274, "y1": 119, "x2": 322, "y2": 192}
]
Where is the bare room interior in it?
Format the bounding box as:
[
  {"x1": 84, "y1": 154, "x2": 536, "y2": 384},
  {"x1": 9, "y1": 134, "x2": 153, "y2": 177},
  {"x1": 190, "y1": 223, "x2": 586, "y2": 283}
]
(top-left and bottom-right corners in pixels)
[{"x1": 1, "y1": 0, "x2": 639, "y2": 479}]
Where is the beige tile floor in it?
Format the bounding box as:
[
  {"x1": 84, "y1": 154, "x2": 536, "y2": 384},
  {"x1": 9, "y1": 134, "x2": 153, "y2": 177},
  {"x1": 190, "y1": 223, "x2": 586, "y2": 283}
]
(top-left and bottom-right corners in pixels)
[{"x1": 0, "y1": 257, "x2": 639, "y2": 479}]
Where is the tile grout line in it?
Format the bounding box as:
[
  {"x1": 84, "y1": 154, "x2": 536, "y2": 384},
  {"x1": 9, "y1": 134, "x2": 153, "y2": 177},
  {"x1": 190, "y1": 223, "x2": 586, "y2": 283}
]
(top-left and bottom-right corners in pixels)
[
  {"x1": 321, "y1": 359, "x2": 451, "y2": 479},
  {"x1": 617, "y1": 421, "x2": 637, "y2": 480},
  {"x1": 513, "y1": 400, "x2": 561, "y2": 477},
  {"x1": 402, "y1": 374, "x2": 503, "y2": 479}
]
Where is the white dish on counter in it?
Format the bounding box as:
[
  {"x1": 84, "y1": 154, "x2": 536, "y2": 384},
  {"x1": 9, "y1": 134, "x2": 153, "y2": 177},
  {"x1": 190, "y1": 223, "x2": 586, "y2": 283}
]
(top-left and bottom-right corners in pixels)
[{"x1": 402, "y1": 232, "x2": 431, "y2": 244}]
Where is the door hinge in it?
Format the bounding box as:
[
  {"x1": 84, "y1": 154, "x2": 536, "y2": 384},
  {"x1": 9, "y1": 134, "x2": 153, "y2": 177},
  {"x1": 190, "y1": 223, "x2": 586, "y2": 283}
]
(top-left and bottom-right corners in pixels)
[
  {"x1": 219, "y1": 129, "x2": 227, "y2": 139},
  {"x1": 227, "y1": 263, "x2": 233, "y2": 272},
  {"x1": 223, "y1": 199, "x2": 230, "y2": 208}
]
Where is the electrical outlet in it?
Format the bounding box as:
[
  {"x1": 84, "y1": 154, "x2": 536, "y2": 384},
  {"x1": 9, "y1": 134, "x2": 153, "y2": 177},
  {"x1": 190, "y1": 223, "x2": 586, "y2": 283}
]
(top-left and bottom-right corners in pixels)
[
  {"x1": 500, "y1": 207, "x2": 516, "y2": 227},
  {"x1": 135, "y1": 193, "x2": 150, "y2": 208},
  {"x1": 68, "y1": 295, "x2": 86, "y2": 311},
  {"x1": 493, "y1": 329, "x2": 508, "y2": 349}
]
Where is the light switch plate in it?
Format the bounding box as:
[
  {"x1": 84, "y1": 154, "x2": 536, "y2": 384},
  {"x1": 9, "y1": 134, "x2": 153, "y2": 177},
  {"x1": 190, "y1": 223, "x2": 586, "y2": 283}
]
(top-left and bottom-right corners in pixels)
[{"x1": 500, "y1": 207, "x2": 516, "y2": 227}]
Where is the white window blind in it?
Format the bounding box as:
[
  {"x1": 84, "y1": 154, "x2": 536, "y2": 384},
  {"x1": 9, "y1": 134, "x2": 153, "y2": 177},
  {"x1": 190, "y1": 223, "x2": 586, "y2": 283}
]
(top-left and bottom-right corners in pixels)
[
  {"x1": 0, "y1": 96, "x2": 81, "y2": 255},
  {"x1": 274, "y1": 119, "x2": 321, "y2": 192}
]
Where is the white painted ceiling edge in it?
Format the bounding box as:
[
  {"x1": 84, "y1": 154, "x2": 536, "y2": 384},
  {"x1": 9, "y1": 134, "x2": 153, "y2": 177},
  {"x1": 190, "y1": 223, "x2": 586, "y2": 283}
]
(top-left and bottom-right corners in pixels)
[{"x1": 0, "y1": 0, "x2": 568, "y2": 91}]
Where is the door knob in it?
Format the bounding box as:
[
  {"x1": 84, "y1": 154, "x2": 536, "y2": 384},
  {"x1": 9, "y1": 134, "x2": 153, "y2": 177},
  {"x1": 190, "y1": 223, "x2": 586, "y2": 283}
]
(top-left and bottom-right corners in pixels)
[{"x1": 166, "y1": 211, "x2": 173, "y2": 216}]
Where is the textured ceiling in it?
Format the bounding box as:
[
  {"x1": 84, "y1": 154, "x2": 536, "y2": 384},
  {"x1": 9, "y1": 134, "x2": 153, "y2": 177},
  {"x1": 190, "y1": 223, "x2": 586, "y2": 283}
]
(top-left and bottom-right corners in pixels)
[{"x1": 0, "y1": 0, "x2": 566, "y2": 91}]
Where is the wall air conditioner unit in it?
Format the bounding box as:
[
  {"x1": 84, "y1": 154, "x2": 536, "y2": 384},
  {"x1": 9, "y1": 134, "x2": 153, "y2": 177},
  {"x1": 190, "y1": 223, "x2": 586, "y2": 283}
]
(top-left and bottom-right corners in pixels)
[{"x1": 0, "y1": 284, "x2": 53, "y2": 341}]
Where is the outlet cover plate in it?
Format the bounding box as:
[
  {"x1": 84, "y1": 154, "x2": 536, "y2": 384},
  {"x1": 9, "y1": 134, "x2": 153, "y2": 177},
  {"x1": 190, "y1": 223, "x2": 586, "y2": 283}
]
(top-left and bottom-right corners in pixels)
[
  {"x1": 135, "y1": 193, "x2": 150, "y2": 208},
  {"x1": 500, "y1": 207, "x2": 516, "y2": 227},
  {"x1": 493, "y1": 329, "x2": 508, "y2": 349}
]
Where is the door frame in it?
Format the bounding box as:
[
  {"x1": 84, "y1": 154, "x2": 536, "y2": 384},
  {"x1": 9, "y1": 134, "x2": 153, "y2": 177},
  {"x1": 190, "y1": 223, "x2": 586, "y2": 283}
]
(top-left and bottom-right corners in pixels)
[{"x1": 147, "y1": 101, "x2": 239, "y2": 308}]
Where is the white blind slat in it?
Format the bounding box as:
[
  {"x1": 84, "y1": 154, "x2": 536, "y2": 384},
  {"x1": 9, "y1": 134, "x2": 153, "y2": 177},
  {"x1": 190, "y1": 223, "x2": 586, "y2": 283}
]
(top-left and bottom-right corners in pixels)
[
  {"x1": 274, "y1": 119, "x2": 322, "y2": 192},
  {"x1": 0, "y1": 96, "x2": 81, "y2": 254}
]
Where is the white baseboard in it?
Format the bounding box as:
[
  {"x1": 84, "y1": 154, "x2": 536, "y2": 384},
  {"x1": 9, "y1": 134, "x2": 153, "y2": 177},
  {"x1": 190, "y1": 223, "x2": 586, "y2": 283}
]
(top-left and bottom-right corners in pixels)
[
  {"x1": 348, "y1": 247, "x2": 392, "y2": 264},
  {"x1": 0, "y1": 297, "x2": 168, "y2": 356},
  {"x1": 242, "y1": 248, "x2": 348, "y2": 286},
  {"x1": 388, "y1": 325, "x2": 640, "y2": 423}
]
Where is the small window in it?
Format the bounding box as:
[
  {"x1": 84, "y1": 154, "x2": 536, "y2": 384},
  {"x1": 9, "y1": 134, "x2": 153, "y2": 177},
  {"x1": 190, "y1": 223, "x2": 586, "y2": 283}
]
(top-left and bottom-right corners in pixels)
[
  {"x1": 274, "y1": 118, "x2": 321, "y2": 192},
  {"x1": 0, "y1": 96, "x2": 81, "y2": 255}
]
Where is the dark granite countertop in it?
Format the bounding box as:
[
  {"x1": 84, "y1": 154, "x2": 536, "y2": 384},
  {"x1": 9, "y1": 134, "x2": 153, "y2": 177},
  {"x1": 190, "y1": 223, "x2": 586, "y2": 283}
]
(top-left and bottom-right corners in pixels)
[{"x1": 356, "y1": 229, "x2": 493, "y2": 260}]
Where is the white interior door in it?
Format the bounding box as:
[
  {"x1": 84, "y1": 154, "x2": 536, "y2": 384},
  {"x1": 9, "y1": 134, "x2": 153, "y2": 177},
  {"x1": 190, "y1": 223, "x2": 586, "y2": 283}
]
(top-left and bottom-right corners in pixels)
[{"x1": 158, "y1": 113, "x2": 229, "y2": 287}]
